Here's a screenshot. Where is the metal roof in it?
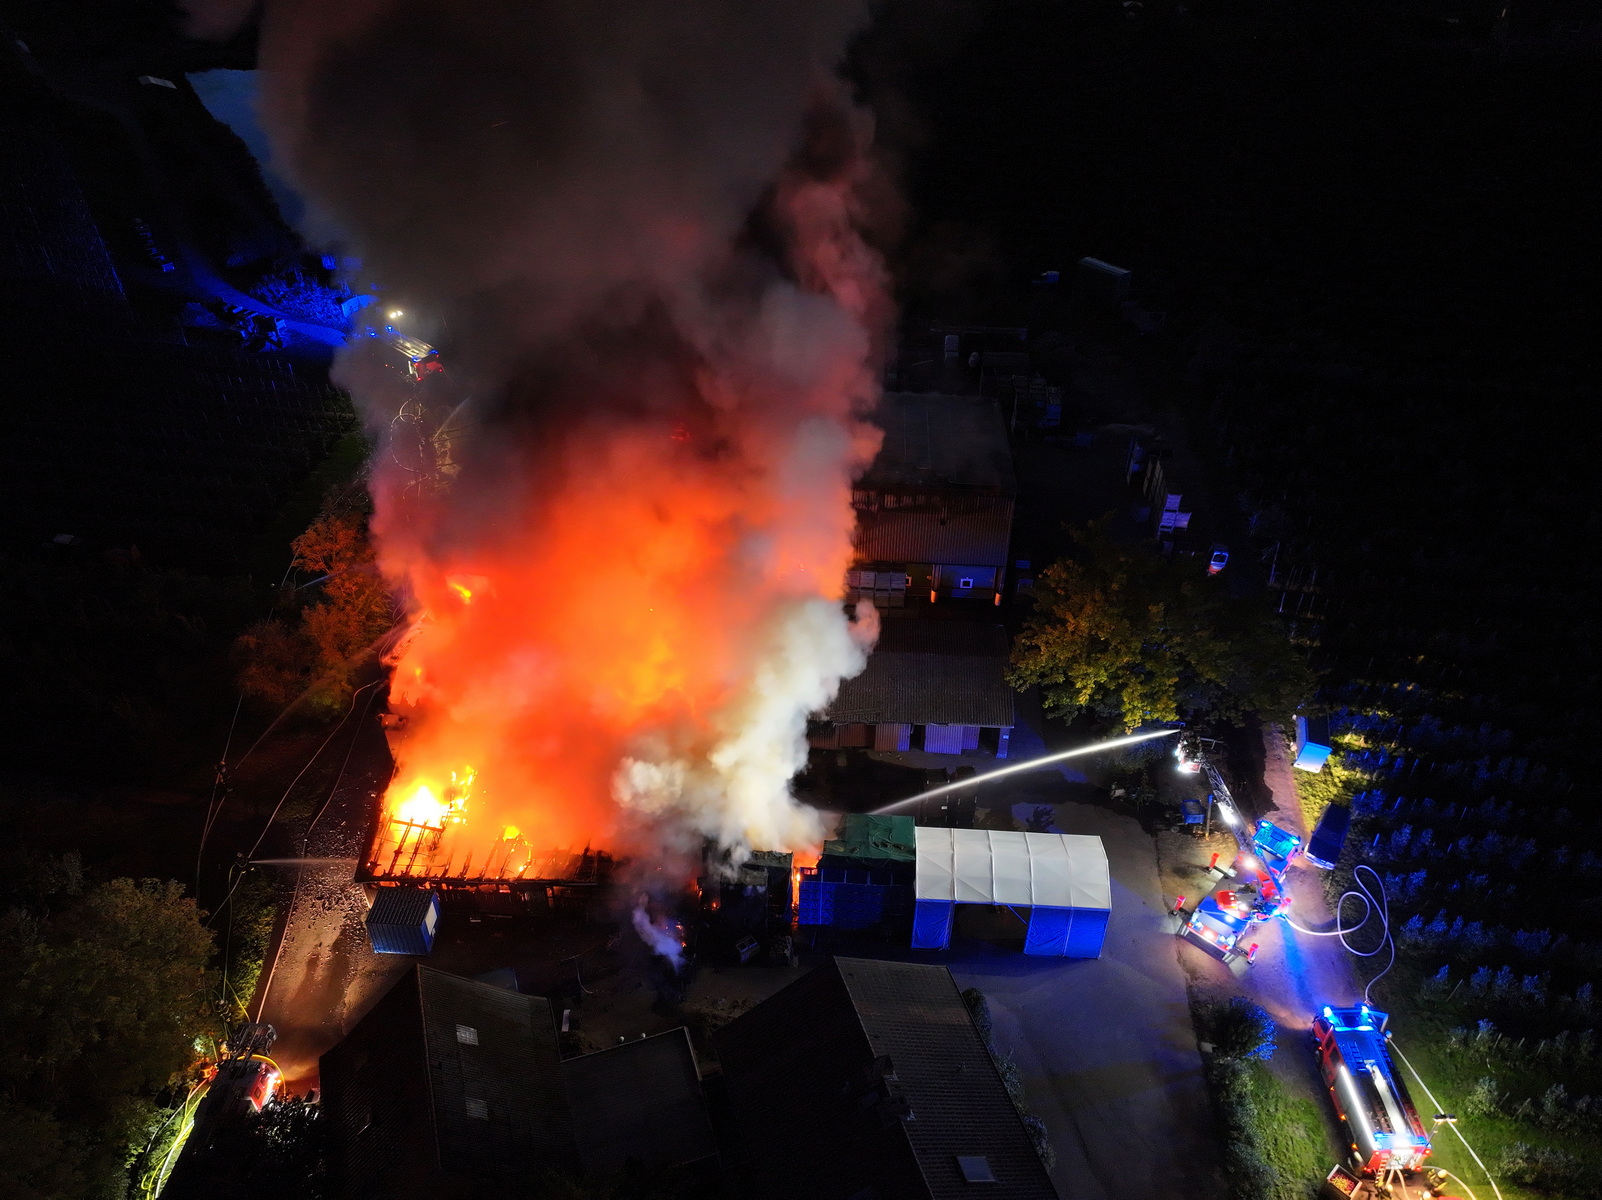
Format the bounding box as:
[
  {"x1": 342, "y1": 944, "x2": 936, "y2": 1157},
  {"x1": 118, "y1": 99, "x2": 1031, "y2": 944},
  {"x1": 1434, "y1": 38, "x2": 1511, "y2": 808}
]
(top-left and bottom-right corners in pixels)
[
  {"x1": 320, "y1": 966, "x2": 577, "y2": 1194},
  {"x1": 416, "y1": 969, "x2": 575, "y2": 1175},
  {"x1": 560, "y1": 1028, "x2": 717, "y2": 1174},
  {"x1": 853, "y1": 498, "x2": 1015, "y2": 567},
  {"x1": 713, "y1": 957, "x2": 1058, "y2": 1200},
  {"x1": 826, "y1": 621, "x2": 1015, "y2": 727},
  {"x1": 913, "y1": 828, "x2": 1111, "y2": 910},
  {"x1": 859, "y1": 393, "x2": 1016, "y2": 492}
]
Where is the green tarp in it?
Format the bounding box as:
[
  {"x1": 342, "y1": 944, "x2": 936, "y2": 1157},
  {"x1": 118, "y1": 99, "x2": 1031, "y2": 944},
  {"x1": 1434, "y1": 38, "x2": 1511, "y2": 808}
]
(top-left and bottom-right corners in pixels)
[{"x1": 823, "y1": 813, "x2": 916, "y2": 862}]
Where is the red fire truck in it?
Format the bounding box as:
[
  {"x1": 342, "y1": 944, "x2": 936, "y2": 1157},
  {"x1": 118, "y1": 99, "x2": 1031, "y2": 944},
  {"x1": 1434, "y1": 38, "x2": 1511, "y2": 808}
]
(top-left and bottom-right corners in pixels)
[{"x1": 1313, "y1": 1006, "x2": 1432, "y2": 1175}]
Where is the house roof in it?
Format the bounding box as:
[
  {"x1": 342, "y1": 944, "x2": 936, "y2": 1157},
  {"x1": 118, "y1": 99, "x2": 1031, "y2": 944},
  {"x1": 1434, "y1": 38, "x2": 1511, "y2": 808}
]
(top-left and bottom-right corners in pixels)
[
  {"x1": 913, "y1": 828, "x2": 1111, "y2": 910},
  {"x1": 319, "y1": 966, "x2": 577, "y2": 1194},
  {"x1": 560, "y1": 1028, "x2": 717, "y2": 1174},
  {"x1": 860, "y1": 393, "x2": 1016, "y2": 492},
  {"x1": 415, "y1": 968, "x2": 575, "y2": 1172},
  {"x1": 853, "y1": 498, "x2": 1015, "y2": 567},
  {"x1": 827, "y1": 621, "x2": 1015, "y2": 727},
  {"x1": 713, "y1": 957, "x2": 1058, "y2": 1200}
]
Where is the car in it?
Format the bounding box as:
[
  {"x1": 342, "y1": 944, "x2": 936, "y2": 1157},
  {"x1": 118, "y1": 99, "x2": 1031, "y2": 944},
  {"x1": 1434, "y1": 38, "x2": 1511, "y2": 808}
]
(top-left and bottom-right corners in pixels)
[{"x1": 1208, "y1": 544, "x2": 1229, "y2": 574}]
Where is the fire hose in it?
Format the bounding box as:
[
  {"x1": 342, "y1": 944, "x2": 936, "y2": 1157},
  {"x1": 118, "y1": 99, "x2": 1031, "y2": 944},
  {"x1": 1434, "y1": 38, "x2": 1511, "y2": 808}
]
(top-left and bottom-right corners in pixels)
[
  {"x1": 1282, "y1": 863, "x2": 1395, "y2": 1004},
  {"x1": 1287, "y1": 867, "x2": 1504, "y2": 1199},
  {"x1": 1388, "y1": 1038, "x2": 1505, "y2": 1200}
]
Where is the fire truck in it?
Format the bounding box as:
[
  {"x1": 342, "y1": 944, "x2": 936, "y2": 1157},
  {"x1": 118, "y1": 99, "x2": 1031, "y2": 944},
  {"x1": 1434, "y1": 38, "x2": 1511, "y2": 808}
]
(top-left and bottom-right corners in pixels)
[
  {"x1": 1314, "y1": 1005, "x2": 1432, "y2": 1175},
  {"x1": 1181, "y1": 817, "x2": 1301, "y2": 964}
]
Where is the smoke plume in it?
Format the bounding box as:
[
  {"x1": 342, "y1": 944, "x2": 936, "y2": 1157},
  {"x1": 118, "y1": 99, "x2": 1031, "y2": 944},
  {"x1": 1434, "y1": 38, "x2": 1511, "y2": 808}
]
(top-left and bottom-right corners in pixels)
[{"x1": 239, "y1": 1, "x2": 890, "y2": 869}]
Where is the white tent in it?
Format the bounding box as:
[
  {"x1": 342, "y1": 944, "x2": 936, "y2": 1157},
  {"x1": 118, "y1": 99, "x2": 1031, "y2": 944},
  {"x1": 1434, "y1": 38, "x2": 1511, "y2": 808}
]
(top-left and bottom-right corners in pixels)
[{"x1": 911, "y1": 827, "x2": 1111, "y2": 957}]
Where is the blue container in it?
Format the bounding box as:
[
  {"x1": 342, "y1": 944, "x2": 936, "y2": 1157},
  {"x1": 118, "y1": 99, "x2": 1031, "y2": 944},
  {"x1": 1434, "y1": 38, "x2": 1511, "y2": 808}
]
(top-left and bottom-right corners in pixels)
[
  {"x1": 366, "y1": 888, "x2": 441, "y2": 955},
  {"x1": 798, "y1": 880, "x2": 907, "y2": 930},
  {"x1": 1305, "y1": 804, "x2": 1351, "y2": 870},
  {"x1": 1181, "y1": 799, "x2": 1206, "y2": 825}
]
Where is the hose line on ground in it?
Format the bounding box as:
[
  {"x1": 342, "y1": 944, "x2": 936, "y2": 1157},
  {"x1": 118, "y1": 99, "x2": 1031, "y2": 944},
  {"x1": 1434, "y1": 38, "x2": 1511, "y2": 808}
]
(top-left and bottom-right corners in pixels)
[
  {"x1": 1388, "y1": 1038, "x2": 1505, "y2": 1200},
  {"x1": 1282, "y1": 863, "x2": 1395, "y2": 1004}
]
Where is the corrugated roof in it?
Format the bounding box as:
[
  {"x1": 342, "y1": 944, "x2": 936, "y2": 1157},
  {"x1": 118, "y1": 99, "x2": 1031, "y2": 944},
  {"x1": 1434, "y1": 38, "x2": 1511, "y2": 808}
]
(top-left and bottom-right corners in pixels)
[
  {"x1": 860, "y1": 393, "x2": 1016, "y2": 491},
  {"x1": 823, "y1": 813, "x2": 918, "y2": 862},
  {"x1": 560, "y1": 1029, "x2": 717, "y2": 1174},
  {"x1": 853, "y1": 499, "x2": 1015, "y2": 567},
  {"x1": 713, "y1": 958, "x2": 1057, "y2": 1200},
  {"x1": 827, "y1": 621, "x2": 1015, "y2": 727},
  {"x1": 838, "y1": 960, "x2": 1058, "y2": 1200}
]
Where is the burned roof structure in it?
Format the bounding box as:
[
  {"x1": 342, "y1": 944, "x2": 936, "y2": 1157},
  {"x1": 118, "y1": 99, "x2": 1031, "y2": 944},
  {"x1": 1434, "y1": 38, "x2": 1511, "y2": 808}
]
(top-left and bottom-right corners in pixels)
[
  {"x1": 827, "y1": 621, "x2": 1015, "y2": 729},
  {"x1": 713, "y1": 957, "x2": 1058, "y2": 1200},
  {"x1": 320, "y1": 966, "x2": 575, "y2": 1199},
  {"x1": 560, "y1": 1028, "x2": 718, "y2": 1175}
]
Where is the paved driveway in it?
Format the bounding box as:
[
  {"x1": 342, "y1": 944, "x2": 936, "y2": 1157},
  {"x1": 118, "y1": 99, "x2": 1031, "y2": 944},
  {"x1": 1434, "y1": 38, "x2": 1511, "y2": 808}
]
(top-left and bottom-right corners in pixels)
[{"x1": 939, "y1": 785, "x2": 1223, "y2": 1200}]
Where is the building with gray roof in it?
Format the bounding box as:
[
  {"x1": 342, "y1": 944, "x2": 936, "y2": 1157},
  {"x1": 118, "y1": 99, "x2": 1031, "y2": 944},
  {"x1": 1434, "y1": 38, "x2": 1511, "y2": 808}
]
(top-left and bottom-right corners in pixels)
[
  {"x1": 819, "y1": 620, "x2": 1015, "y2": 757},
  {"x1": 560, "y1": 1028, "x2": 718, "y2": 1175},
  {"x1": 713, "y1": 957, "x2": 1058, "y2": 1200},
  {"x1": 849, "y1": 393, "x2": 1017, "y2": 608},
  {"x1": 320, "y1": 966, "x2": 576, "y2": 1199}
]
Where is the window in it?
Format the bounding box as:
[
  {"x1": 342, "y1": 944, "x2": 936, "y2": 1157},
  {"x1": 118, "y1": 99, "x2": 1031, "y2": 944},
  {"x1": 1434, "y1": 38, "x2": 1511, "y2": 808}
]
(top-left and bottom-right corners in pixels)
[
  {"x1": 956, "y1": 1156, "x2": 996, "y2": 1183},
  {"x1": 464, "y1": 1097, "x2": 489, "y2": 1120},
  {"x1": 455, "y1": 1024, "x2": 479, "y2": 1045},
  {"x1": 958, "y1": 577, "x2": 974, "y2": 589}
]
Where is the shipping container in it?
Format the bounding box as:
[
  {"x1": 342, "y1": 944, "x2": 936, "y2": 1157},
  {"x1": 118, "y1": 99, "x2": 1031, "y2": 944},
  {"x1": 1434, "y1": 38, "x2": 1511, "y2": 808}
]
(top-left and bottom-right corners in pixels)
[{"x1": 366, "y1": 887, "x2": 442, "y2": 955}]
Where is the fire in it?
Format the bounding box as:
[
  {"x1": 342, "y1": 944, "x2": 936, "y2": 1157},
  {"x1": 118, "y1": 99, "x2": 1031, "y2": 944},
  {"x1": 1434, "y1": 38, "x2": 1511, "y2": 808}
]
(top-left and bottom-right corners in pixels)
[
  {"x1": 392, "y1": 784, "x2": 447, "y2": 829},
  {"x1": 256, "y1": 0, "x2": 892, "y2": 881},
  {"x1": 387, "y1": 767, "x2": 474, "y2": 830}
]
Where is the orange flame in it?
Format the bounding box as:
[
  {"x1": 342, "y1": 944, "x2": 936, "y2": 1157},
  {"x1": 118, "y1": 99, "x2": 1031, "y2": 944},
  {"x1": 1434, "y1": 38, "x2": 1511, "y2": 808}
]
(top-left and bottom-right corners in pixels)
[{"x1": 361, "y1": 90, "x2": 889, "y2": 879}]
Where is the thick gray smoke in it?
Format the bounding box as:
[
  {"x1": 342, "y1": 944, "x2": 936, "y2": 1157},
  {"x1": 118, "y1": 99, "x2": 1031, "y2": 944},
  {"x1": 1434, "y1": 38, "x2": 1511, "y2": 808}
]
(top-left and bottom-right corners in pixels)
[{"x1": 191, "y1": 0, "x2": 894, "y2": 873}]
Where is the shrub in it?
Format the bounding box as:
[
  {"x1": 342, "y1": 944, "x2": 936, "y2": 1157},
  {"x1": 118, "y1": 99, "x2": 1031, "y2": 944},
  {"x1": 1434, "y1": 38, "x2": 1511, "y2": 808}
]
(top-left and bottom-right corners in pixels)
[
  {"x1": 1462, "y1": 1076, "x2": 1501, "y2": 1118},
  {"x1": 1204, "y1": 998, "x2": 1277, "y2": 1063},
  {"x1": 961, "y1": 987, "x2": 994, "y2": 1044},
  {"x1": 1020, "y1": 1113, "x2": 1056, "y2": 1171},
  {"x1": 1499, "y1": 1142, "x2": 1591, "y2": 1195}
]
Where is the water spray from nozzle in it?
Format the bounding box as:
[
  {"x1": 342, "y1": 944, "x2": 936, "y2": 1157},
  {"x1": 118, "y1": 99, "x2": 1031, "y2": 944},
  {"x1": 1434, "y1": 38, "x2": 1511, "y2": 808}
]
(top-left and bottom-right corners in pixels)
[{"x1": 871, "y1": 728, "x2": 1180, "y2": 814}]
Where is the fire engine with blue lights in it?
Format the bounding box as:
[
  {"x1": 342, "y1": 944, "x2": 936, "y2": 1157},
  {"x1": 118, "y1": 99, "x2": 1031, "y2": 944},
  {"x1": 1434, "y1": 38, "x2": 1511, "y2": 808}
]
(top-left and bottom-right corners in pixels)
[{"x1": 1314, "y1": 1005, "x2": 1432, "y2": 1176}]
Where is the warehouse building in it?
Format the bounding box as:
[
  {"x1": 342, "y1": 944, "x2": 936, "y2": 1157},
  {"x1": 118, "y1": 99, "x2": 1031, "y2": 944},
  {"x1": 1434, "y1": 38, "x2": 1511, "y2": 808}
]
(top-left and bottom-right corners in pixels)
[
  {"x1": 714, "y1": 957, "x2": 1058, "y2": 1200},
  {"x1": 816, "y1": 620, "x2": 1015, "y2": 757},
  {"x1": 848, "y1": 392, "x2": 1016, "y2": 608}
]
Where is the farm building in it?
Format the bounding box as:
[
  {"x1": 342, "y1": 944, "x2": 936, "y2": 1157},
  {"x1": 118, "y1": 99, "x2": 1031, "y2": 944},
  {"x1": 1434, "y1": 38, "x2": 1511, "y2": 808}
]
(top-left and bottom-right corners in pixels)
[
  {"x1": 816, "y1": 620, "x2": 1015, "y2": 757},
  {"x1": 714, "y1": 957, "x2": 1058, "y2": 1200},
  {"x1": 849, "y1": 392, "x2": 1016, "y2": 608}
]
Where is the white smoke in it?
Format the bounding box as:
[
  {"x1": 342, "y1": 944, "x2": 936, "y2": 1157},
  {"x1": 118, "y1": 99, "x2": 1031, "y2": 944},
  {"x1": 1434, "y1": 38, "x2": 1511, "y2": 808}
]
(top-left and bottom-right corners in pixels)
[{"x1": 631, "y1": 903, "x2": 685, "y2": 972}]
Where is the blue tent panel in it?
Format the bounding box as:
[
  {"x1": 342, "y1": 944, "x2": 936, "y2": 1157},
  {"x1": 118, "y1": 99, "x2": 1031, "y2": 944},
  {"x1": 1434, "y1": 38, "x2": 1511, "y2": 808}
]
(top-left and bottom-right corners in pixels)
[
  {"x1": 1064, "y1": 906, "x2": 1109, "y2": 958},
  {"x1": 1024, "y1": 906, "x2": 1070, "y2": 956},
  {"x1": 911, "y1": 899, "x2": 954, "y2": 950}
]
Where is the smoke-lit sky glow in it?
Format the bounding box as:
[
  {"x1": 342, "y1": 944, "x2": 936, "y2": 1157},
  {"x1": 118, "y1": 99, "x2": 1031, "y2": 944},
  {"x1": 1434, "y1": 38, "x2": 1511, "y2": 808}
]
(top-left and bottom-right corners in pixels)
[{"x1": 230, "y1": 0, "x2": 890, "y2": 871}]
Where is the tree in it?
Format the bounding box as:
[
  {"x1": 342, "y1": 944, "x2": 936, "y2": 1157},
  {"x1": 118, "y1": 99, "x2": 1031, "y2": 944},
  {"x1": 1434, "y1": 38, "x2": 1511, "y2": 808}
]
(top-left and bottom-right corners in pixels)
[
  {"x1": 1009, "y1": 523, "x2": 1314, "y2": 729},
  {"x1": 291, "y1": 504, "x2": 395, "y2": 673},
  {"x1": 0, "y1": 872, "x2": 218, "y2": 1198},
  {"x1": 233, "y1": 499, "x2": 395, "y2": 710}
]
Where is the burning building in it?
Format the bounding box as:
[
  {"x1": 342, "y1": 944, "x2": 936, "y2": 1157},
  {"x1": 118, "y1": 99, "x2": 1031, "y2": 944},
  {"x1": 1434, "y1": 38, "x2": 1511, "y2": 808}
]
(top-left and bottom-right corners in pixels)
[{"x1": 231, "y1": 0, "x2": 896, "y2": 886}]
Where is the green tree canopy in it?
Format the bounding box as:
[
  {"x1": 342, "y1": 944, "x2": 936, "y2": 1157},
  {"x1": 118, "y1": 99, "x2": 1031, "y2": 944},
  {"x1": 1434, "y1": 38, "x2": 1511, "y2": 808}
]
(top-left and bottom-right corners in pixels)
[
  {"x1": 1009, "y1": 524, "x2": 1314, "y2": 729},
  {"x1": 0, "y1": 871, "x2": 218, "y2": 1199}
]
